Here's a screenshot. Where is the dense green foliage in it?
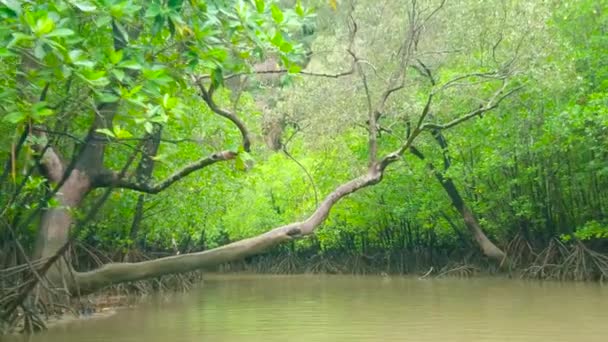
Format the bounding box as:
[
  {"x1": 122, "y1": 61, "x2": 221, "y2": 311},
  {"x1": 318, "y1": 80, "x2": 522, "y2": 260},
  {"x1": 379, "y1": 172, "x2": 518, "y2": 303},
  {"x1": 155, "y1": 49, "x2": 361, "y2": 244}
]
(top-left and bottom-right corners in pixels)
[{"x1": 1, "y1": 0, "x2": 607, "y2": 275}]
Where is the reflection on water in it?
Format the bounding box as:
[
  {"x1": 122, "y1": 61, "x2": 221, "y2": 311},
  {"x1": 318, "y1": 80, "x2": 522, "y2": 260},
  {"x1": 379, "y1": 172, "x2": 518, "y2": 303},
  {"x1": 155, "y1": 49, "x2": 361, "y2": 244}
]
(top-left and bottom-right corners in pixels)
[{"x1": 8, "y1": 274, "x2": 608, "y2": 342}]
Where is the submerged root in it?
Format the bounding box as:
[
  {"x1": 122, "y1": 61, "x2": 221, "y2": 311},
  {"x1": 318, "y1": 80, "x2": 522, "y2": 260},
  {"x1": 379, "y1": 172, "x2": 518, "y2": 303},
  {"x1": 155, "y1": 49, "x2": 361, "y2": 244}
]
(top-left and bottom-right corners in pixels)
[{"x1": 436, "y1": 263, "x2": 478, "y2": 278}]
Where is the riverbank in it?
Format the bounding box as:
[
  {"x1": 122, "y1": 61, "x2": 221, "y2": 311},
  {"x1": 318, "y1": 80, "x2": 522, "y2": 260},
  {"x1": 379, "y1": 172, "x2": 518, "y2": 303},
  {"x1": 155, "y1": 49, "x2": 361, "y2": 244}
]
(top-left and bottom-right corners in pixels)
[
  {"x1": 215, "y1": 240, "x2": 608, "y2": 282},
  {"x1": 2, "y1": 239, "x2": 607, "y2": 335}
]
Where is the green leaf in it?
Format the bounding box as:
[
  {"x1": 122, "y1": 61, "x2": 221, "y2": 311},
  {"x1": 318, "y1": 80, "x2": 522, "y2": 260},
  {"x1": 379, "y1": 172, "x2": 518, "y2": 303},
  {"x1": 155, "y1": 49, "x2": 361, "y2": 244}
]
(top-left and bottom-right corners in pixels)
[
  {"x1": 95, "y1": 128, "x2": 115, "y2": 138},
  {"x1": 211, "y1": 67, "x2": 224, "y2": 88},
  {"x1": 112, "y1": 68, "x2": 125, "y2": 82},
  {"x1": 280, "y1": 41, "x2": 293, "y2": 53},
  {"x1": 235, "y1": 155, "x2": 246, "y2": 171},
  {"x1": 270, "y1": 4, "x2": 284, "y2": 23},
  {"x1": 271, "y1": 31, "x2": 284, "y2": 46},
  {"x1": 69, "y1": 0, "x2": 97, "y2": 12},
  {"x1": 8, "y1": 32, "x2": 34, "y2": 48},
  {"x1": 0, "y1": 47, "x2": 16, "y2": 57},
  {"x1": 3, "y1": 111, "x2": 25, "y2": 124},
  {"x1": 97, "y1": 92, "x2": 120, "y2": 103},
  {"x1": 112, "y1": 20, "x2": 129, "y2": 44},
  {"x1": 34, "y1": 17, "x2": 55, "y2": 36},
  {"x1": 95, "y1": 15, "x2": 112, "y2": 28},
  {"x1": 109, "y1": 49, "x2": 124, "y2": 64},
  {"x1": 114, "y1": 125, "x2": 133, "y2": 138},
  {"x1": 144, "y1": 121, "x2": 154, "y2": 133},
  {"x1": 152, "y1": 15, "x2": 165, "y2": 36},
  {"x1": 145, "y1": 3, "x2": 162, "y2": 17},
  {"x1": 1, "y1": 0, "x2": 21, "y2": 15},
  {"x1": 288, "y1": 63, "x2": 301, "y2": 74},
  {"x1": 79, "y1": 70, "x2": 110, "y2": 87},
  {"x1": 69, "y1": 49, "x2": 83, "y2": 61},
  {"x1": 168, "y1": 0, "x2": 184, "y2": 10},
  {"x1": 118, "y1": 60, "x2": 142, "y2": 70},
  {"x1": 162, "y1": 93, "x2": 177, "y2": 109},
  {"x1": 295, "y1": 0, "x2": 304, "y2": 16},
  {"x1": 254, "y1": 0, "x2": 265, "y2": 13},
  {"x1": 46, "y1": 28, "x2": 75, "y2": 38},
  {"x1": 73, "y1": 59, "x2": 95, "y2": 68},
  {"x1": 33, "y1": 42, "x2": 46, "y2": 59}
]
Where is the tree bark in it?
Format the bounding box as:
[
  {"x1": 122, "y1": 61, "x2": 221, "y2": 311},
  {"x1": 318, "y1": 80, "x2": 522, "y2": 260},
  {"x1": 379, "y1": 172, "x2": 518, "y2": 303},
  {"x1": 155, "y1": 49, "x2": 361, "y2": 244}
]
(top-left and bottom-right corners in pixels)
[{"x1": 129, "y1": 126, "x2": 162, "y2": 245}]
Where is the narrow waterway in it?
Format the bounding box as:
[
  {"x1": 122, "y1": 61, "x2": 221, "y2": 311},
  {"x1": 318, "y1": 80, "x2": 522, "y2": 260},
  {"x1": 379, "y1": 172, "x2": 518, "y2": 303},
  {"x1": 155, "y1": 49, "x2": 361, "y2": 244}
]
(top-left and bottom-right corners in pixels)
[{"x1": 10, "y1": 274, "x2": 608, "y2": 341}]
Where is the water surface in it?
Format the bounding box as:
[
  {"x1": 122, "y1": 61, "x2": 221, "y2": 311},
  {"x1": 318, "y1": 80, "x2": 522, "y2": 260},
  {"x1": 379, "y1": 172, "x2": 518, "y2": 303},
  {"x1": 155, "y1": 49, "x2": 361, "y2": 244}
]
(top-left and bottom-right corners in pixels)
[{"x1": 10, "y1": 274, "x2": 608, "y2": 342}]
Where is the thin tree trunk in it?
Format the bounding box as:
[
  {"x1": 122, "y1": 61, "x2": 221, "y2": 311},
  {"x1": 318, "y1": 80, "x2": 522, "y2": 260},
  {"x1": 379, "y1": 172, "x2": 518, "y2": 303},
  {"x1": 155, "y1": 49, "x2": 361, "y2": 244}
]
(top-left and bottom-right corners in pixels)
[
  {"x1": 129, "y1": 126, "x2": 162, "y2": 245},
  {"x1": 410, "y1": 134, "x2": 506, "y2": 261}
]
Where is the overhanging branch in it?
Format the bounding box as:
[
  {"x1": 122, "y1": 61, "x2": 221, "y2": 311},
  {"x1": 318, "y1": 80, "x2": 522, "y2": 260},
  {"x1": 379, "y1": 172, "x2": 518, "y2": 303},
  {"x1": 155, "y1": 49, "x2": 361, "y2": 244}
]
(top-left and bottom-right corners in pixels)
[
  {"x1": 422, "y1": 84, "x2": 522, "y2": 131},
  {"x1": 95, "y1": 150, "x2": 237, "y2": 194},
  {"x1": 195, "y1": 79, "x2": 252, "y2": 152}
]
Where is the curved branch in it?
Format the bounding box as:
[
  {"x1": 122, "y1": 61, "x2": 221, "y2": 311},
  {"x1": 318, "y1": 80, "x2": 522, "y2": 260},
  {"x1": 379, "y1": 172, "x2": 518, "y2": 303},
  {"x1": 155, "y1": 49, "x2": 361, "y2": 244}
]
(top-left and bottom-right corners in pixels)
[
  {"x1": 212, "y1": 68, "x2": 355, "y2": 82},
  {"x1": 72, "y1": 168, "x2": 383, "y2": 294},
  {"x1": 422, "y1": 84, "x2": 522, "y2": 131},
  {"x1": 196, "y1": 80, "x2": 251, "y2": 152},
  {"x1": 95, "y1": 150, "x2": 237, "y2": 194},
  {"x1": 282, "y1": 127, "x2": 319, "y2": 207}
]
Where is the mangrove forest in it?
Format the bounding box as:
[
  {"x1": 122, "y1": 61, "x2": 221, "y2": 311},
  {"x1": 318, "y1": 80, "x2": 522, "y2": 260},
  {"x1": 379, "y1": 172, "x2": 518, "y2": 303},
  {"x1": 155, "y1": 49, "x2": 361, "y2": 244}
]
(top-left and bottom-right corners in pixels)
[{"x1": 0, "y1": 0, "x2": 607, "y2": 339}]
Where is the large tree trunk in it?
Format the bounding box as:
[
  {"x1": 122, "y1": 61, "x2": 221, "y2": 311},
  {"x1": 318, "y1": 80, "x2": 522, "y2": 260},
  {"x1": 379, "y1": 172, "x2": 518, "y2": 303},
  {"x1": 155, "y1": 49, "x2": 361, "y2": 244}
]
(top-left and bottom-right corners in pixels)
[
  {"x1": 410, "y1": 134, "x2": 506, "y2": 261},
  {"x1": 34, "y1": 172, "x2": 91, "y2": 261},
  {"x1": 32, "y1": 103, "x2": 116, "y2": 282}
]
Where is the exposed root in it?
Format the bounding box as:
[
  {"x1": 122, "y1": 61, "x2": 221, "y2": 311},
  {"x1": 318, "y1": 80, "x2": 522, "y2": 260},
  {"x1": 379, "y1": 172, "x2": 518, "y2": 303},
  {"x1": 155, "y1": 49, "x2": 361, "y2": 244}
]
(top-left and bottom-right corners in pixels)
[
  {"x1": 522, "y1": 239, "x2": 608, "y2": 281},
  {"x1": 505, "y1": 233, "x2": 536, "y2": 268},
  {"x1": 341, "y1": 254, "x2": 373, "y2": 275},
  {"x1": 305, "y1": 255, "x2": 342, "y2": 274},
  {"x1": 418, "y1": 266, "x2": 434, "y2": 279},
  {"x1": 270, "y1": 254, "x2": 302, "y2": 274}
]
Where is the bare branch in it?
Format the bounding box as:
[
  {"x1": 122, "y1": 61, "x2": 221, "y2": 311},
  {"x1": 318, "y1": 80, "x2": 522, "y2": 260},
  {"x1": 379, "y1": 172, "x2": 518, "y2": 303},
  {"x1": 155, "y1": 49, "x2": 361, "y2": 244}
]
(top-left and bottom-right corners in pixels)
[
  {"x1": 436, "y1": 72, "x2": 506, "y2": 93},
  {"x1": 420, "y1": 0, "x2": 447, "y2": 28},
  {"x1": 356, "y1": 60, "x2": 378, "y2": 164},
  {"x1": 411, "y1": 59, "x2": 436, "y2": 86},
  {"x1": 195, "y1": 80, "x2": 251, "y2": 152},
  {"x1": 422, "y1": 84, "x2": 522, "y2": 131},
  {"x1": 95, "y1": 150, "x2": 237, "y2": 194},
  {"x1": 374, "y1": 0, "x2": 443, "y2": 119},
  {"x1": 212, "y1": 68, "x2": 356, "y2": 82},
  {"x1": 281, "y1": 126, "x2": 319, "y2": 207}
]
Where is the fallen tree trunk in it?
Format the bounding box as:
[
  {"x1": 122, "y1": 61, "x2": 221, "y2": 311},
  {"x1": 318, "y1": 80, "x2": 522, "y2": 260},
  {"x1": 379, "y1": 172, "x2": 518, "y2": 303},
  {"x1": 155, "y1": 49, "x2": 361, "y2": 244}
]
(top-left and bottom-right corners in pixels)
[{"x1": 58, "y1": 169, "x2": 384, "y2": 294}]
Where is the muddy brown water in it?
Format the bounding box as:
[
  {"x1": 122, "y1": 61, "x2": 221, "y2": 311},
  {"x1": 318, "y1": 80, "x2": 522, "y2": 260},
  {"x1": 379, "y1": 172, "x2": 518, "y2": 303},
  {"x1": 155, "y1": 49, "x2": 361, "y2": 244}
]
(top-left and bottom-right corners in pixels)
[{"x1": 7, "y1": 274, "x2": 608, "y2": 341}]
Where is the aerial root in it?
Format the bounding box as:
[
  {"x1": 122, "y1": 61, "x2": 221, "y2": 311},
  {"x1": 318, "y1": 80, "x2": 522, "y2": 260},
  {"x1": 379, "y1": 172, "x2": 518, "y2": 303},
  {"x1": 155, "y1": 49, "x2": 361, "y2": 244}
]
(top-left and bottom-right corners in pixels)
[{"x1": 522, "y1": 239, "x2": 608, "y2": 281}]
